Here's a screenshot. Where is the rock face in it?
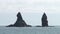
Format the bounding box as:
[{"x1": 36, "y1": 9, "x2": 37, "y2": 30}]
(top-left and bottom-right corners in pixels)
[
  {"x1": 14, "y1": 12, "x2": 27, "y2": 27},
  {"x1": 41, "y1": 13, "x2": 48, "y2": 27},
  {"x1": 7, "y1": 12, "x2": 31, "y2": 27}
]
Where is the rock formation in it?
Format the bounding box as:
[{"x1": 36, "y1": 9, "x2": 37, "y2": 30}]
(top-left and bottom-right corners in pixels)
[
  {"x1": 13, "y1": 12, "x2": 27, "y2": 27},
  {"x1": 7, "y1": 12, "x2": 31, "y2": 27},
  {"x1": 41, "y1": 13, "x2": 48, "y2": 27}
]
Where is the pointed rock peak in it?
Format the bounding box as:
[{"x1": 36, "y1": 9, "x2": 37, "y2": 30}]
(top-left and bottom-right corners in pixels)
[
  {"x1": 42, "y1": 13, "x2": 47, "y2": 18},
  {"x1": 42, "y1": 12, "x2": 48, "y2": 19},
  {"x1": 17, "y1": 12, "x2": 21, "y2": 17},
  {"x1": 17, "y1": 12, "x2": 22, "y2": 18},
  {"x1": 16, "y1": 12, "x2": 23, "y2": 20},
  {"x1": 17, "y1": 12, "x2": 20, "y2": 14},
  {"x1": 43, "y1": 12, "x2": 46, "y2": 16}
]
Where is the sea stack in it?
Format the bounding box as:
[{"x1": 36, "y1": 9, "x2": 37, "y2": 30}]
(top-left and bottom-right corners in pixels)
[
  {"x1": 13, "y1": 12, "x2": 27, "y2": 27},
  {"x1": 41, "y1": 13, "x2": 48, "y2": 27},
  {"x1": 7, "y1": 12, "x2": 31, "y2": 27}
]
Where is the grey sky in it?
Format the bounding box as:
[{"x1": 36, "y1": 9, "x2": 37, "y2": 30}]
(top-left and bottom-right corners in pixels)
[
  {"x1": 0, "y1": 0, "x2": 60, "y2": 26},
  {"x1": 0, "y1": 0, "x2": 60, "y2": 13}
]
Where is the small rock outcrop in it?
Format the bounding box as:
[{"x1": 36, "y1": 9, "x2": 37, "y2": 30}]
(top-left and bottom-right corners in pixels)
[
  {"x1": 7, "y1": 12, "x2": 31, "y2": 27},
  {"x1": 41, "y1": 13, "x2": 48, "y2": 27}
]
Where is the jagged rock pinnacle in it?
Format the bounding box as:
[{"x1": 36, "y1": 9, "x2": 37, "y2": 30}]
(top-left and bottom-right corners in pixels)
[
  {"x1": 7, "y1": 12, "x2": 32, "y2": 27},
  {"x1": 41, "y1": 13, "x2": 48, "y2": 27},
  {"x1": 14, "y1": 12, "x2": 27, "y2": 27}
]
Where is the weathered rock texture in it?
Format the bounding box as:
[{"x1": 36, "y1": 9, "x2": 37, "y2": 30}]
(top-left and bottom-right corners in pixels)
[
  {"x1": 41, "y1": 13, "x2": 48, "y2": 27},
  {"x1": 7, "y1": 12, "x2": 31, "y2": 27}
]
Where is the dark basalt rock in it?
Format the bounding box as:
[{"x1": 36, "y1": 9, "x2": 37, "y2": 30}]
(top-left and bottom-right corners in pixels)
[
  {"x1": 35, "y1": 26, "x2": 41, "y2": 27},
  {"x1": 41, "y1": 13, "x2": 48, "y2": 27},
  {"x1": 13, "y1": 12, "x2": 27, "y2": 27},
  {"x1": 7, "y1": 12, "x2": 31, "y2": 27},
  {"x1": 26, "y1": 25, "x2": 32, "y2": 27},
  {"x1": 6, "y1": 12, "x2": 49, "y2": 27}
]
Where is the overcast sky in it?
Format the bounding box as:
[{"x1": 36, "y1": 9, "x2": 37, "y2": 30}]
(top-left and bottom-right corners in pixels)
[
  {"x1": 0, "y1": 0, "x2": 60, "y2": 13},
  {"x1": 0, "y1": 0, "x2": 60, "y2": 26}
]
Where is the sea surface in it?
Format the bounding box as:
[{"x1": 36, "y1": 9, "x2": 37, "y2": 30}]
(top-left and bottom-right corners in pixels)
[{"x1": 0, "y1": 26, "x2": 60, "y2": 34}]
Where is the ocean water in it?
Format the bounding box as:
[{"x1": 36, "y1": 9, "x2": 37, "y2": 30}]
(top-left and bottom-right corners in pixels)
[{"x1": 0, "y1": 27, "x2": 60, "y2": 34}]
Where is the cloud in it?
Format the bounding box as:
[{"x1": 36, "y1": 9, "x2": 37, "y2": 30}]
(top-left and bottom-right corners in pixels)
[{"x1": 0, "y1": 0, "x2": 60, "y2": 13}]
